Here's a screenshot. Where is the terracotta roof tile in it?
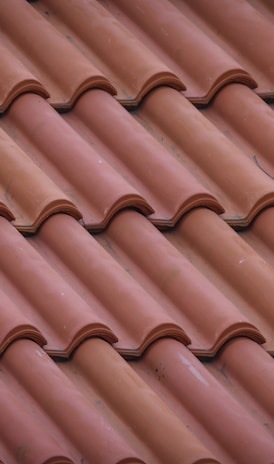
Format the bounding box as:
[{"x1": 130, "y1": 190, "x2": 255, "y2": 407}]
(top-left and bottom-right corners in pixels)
[
  {"x1": 0, "y1": 90, "x2": 222, "y2": 230},
  {"x1": 239, "y1": 206, "x2": 274, "y2": 267},
  {"x1": 1, "y1": 0, "x2": 274, "y2": 462},
  {"x1": 92, "y1": 0, "x2": 257, "y2": 103},
  {"x1": 94, "y1": 209, "x2": 264, "y2": 356},
  {"x1": 133, "y1": 86, "x2": 274, "y2": 226},
  {"x1": 0, "y1": 0, "x2": 116, "y2": 110},
  {"x1": 163, "y1": 207, "x2": 274, "y2": 354},
  {"x1": 0, "y1": 216, "x2": 118, "y2": 356},
  {"x1": 201, "y1": 84, "x2": 274, "y2": 181},
  {"x1": 27, "y1": 213, "x2": 189, "y2": 356},
  {"x1": 130, "y1": 337, "x2": 274, "y2": 464},
  {"x1": 0, "y1": 125, "x2": 81, "y2": 232},
  {"x1": 0, "y1": 338, "x2": 219, "y2": 464}
]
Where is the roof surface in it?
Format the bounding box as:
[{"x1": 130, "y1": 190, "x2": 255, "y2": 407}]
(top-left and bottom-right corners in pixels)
[{"x1": 1, "y1": 1, "x2": 274, "y2": 463}]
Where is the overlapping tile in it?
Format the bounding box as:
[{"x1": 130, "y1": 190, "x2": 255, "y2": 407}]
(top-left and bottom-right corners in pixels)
[
  {"x1": 239, "y1": 206, "x2": 274, "y2": 269},
  {"x1": 0, "y1": 90, "x2": 222, "y2": 231},
  {"x1": 94, "y1": 209, "x2": 264, "y2": 357},
  {"x1": 29, "y1": 213, "x2": 189, "y2": 355},
  {"x1": 92, "y1": 0, "x2": 256, "y2": 104},
  {"x1": 0, "y1": 213, "x2": 188, "y2": 357},
  {"x1": 130, "y1": 337, "x2": 274, "y2": 464},
  {"x1": 202, "y1": 84, "x2": 274, "y2": 181},
  {"x1": 163, "y1": 207, "x2": 274, "y2": 354},
  {"x1": 1, "y1": 1, "x2": 274, "y2": 462},
  {"x1": 0, "y1": 0, "x2": 116, "y2": 111},
  {"x1": 0, "y1": 216, "x2": 118, "y2": 357},
  {"x1": 132, "y1": 86, "x2": 274, "y2": 227},
  {"x1": 0, "y1": 0, "x2": 184, "y2": 111},
  {"x1": 0, "y1": 339, "x2": 145, "y2": 464},
  {"x1": 0, "y1": 338, "x2": 220, "y2": 464},
  {"x1": 0, "y1": 125, "x2": 81, "y2": 232},
  {"x1": 170, "y1": 0, "x2": 274, "y2": 99},
  {"x1": 32, "y1": 0, "x2": 185, "y2": 107}
]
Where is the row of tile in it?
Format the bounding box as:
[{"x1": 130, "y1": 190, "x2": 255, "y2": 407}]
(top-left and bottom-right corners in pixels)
[
  {"x1": 2, "y1": 85, "x2": 274, "y2": 231},
  {"x1": 3, "y1": 0, "x2": 274, "y2": 111},
  {"x1": 1, "y1": 205, "x2": 274, "y2": 358},
  {"x1": 1, "y1": 336, "x2": 274, "y2": 464}
]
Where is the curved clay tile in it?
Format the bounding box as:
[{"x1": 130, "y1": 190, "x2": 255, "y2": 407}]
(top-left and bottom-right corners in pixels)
[
  {"x1": 0, "y1": 201, "x2": 14, "y2": 221},
  {"x1": 164, "y1": 207, "x2": 274, "y2": 354},
  {"x1": 0, "y1": 217, "x2": 117, "y2": 357},
  {"x1": 0, "y1": 127, "x2": 81, "y2": 232},
  {"x1": 0, "y1": 0, "x2": 115, "y2": 109},
  {"x1": 32, "y1": 0, "x2": 185, "y2": 107},
  {"x1": 29, "y1": 213, "x2": 189, "y2": 356},
  {"x1": 202, "y1": 84, "x2": 274, "y2": 181},
  {"x1": 0, "y1": 287, "x2": 46, "y2": 353},
  {"x1": 1, "y1": 93, "x2": 153, "y2": 230},
  {"x1": 133, "y1": 86, "x2": 274, "y2": 227},
  {"x1": 0, "y1": 43, "x2": 49, "y2": 112},
  {"x1": 130, "y1": 338, "x2": 274, "y2": 464},
  {"x1": 64, "y1": 89, "x2": 223, "y2": 226},
  {"x1": 0, "y1": 377, "x2": 73, "y2": 464},
  {"x1": 95, "y1": 0, "x2": 256, "y2": 104},
  {"x1": 172, "y1": 0, "x2": 274, "y2": 98},
  {"x1": 61, "y1": 338, "x2": 220, "y2": 464},
  {"x1": 0, "y1": 339, "x2": 145, "y2": 464},
  {"x1": 239, "y1": 207, "x2": 274, "y2": 268},
  {"x1": 94, "y1": 209, "x2": 263, "y2": 357},
  {"x1": 207, "y1": 338, "x2": 274, "y2": 429},
  {"x1": 1, "y1": 91, "x2": 222, "y2": 230}
]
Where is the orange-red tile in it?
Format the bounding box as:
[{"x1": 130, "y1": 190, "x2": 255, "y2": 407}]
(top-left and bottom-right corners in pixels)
[
  {"x1": 95, "y1": 209, "x2": 264, "y2": 356},
  {"x1": 0, "y1": 0, "x2": 115, "y2": 110},
  {"x1": 95, "y1": 0, "x2": 256, "y2": 103},
  {"x1": 133, "y1": 86, "x2": 274, "y2": 226}
]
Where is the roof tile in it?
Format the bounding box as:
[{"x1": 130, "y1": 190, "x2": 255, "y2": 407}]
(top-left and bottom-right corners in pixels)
[
  {"x1": 130, "y1": 337, "x2": 274, "y2": 464},
  {"x1": 0, "y1": 216, "x2": 117, "y2": 356},
  {"x1": 202, "y1": 83, "x2": 274, "y2": 181},
  {"x1": 132, "y1": 86, "x2": 274, "y2": 226},
  {"x1": 0, "y1": 0, "x2": 116, "y2": 110},
  {"x1": 0, "y1": 90, "x2": 221, "y2": 230},
  {"x1": 1, "y1": 0, "x2": 274, "y2": 462},
  {"x1": 163, "y1": 207, "x2": 274, "y2": 354},
  {"x1": 0, "y1": 338, "x2": 219, "y2": 464},
  {"x1": 170, "y1": 0, "x2": 274, "y2": 98},
  {"x1": 94, "y1": 209, "x2": 264, "y2": 356},
  {"x1": 0, "y1": 125, "x2": 81, "y2": 232},
  {"x1": 94, "y1": 0, "x2": 256, "y2": 103}
]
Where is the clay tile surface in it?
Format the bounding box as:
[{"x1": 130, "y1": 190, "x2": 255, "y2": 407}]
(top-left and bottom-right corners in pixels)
[
  {"x1": 169, "y1": 0, "x2": 274, "y2": 99},
  {"x1": 0, "y1": 124, "x2": 81, "y2": 232},
  {"x1": 32, "y1": 0, "x2": 185, "y2": 107},
  {"x1": 238, "y1": 206, "x2": 274, "y2": 268},
  {"x1": 163, "y1": 207, "x2": 274, "y2": 354},
  {"x1": 0, "y1": 215, "x2": 119, "y2": 357},
  {"x1": 0, "y1": 338, "x2": 219, "y2": 464},
  {"x1": 129, "y1": 337, "x2": 274, "y2": 464},
  {"x1": 201, "y1": 84, "x2": 274, "y2": 183},
  {"x1": 94, "y1": 209, "x2": 264, "y2": 357},
  {"x1": 132, "y1": 86, "x2": 274, "y2": 227},
  {"x1": 93, "y1": 0, "x2": 256, "y2": 104},
  {"x1": 2, "y1": 0, "x2": 274, "y2": 463},
  {"x1": 0, "y1": 90, "x2": 222, "y2": 231},
  {"x1": 0, "y1": 0, "x2": 116, "y2": 110},
  {"x1": 28, "y1": 213, "x2": 190, "y2": 356}
]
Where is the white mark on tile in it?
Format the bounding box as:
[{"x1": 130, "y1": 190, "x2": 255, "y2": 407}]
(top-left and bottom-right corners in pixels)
[{"x1": 179, "y1": 353, "x2": 209, "y2": 386}]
